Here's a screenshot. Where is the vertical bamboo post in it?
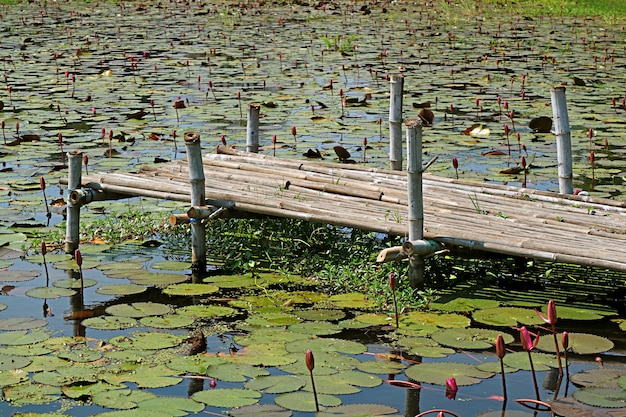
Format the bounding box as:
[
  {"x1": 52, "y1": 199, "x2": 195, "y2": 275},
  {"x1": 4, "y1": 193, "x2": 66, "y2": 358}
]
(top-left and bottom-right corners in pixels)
[
  {"x1": 550, "y1": 87, "x2": 574, "y2": 194},
  {"x1": 64, "y1": 150, "x2": 82, "y2": 254},
  {"x1": 389, "y1": 74, "x2": 404, "y2": 171},
  {"x1": 246, "y1": 103, "x2": 260, "y2": 153},
  {"x1": 184, "y1": 132, "x2": 207, "y2": 272},
  {"x1": 406, "y1": 120, "x2": 425, "y2": 289}
]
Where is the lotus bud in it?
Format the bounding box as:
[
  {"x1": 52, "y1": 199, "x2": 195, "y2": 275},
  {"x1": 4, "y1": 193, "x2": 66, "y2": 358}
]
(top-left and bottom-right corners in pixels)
[
  {"x1": 58, "y1": 132, "x2": 62, "y2": 143},
  {"x1": 41, "y1": 240, "x2": 47, "y2": 256},
  {"x1": 39, "y1": 176, "x2": 46, "y2": 191},
  {"x1": 495, "y1": 334, "x2": 506, "y2": 359},
  {"x1": 109, "y1": 129, "x2": 113, "y2": 141},
  {"x1": 590, "y1": 150, "x2": 595, "y2": 164},
  {"x1": 452, "y1": 157, "x2": 459, "y2": 170},
  {"x1": 521, "y1": 156, "x2": 526, "y2": 169},
  {"x1": 291, "y1": 126, "x2": 297, "y2": 140},
  {"x1": 445, "y1": 377, "x2": 458, "y2": 400},
  {"x1": 520, "y1": 326, "x2": 539, "y2": 351},
  {"x1": 389, "y1": 272, "x2": 396, "y2": 291},
  {"x1": 588, "y1": 128, "x2": 593, "y2": 139},
  {"x1": 504, "y1": 124, "x2": 510, "y2": 136},
  {"x1": 272, "y1": 134, "x2": 277, "y2": 144},
  {"x1": 562, "y1": 331, "x2": 569, "y2": 350},
  {"x1": 306, "y1": 349, "x2": 315, "y2": 371},
  {"x1": 221, "y1": 135, "x2": 226, "y2": 146},
  {"x1": 84, "y1": 154, "x2": 89, "y2": 167},
  {"x1": 74, "y1": 249, "x2": 82, "y2": 267},
  {"x1": 209, "y1": 380, "x2": 216, "y2": 388}
]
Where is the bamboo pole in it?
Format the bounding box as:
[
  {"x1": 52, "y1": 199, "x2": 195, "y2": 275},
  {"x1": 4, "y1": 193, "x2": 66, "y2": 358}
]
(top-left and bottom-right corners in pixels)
[
  {"x1": 405, "y1": 119, "x2": 425, "y2": 288},
  {"x1": 246, "y1": 103, "x2": 260, "y2": 153},
  {"x1": 65, "y1": 150, "x2": 82, "y2": 254},
  {"x1": 184, "y1": 132, "x2": 207, "y2": 272},
  {"x1": 389, "y1": 74, "x2": 404, "y2": 171},
  {"x1": 551, "y1": 87, "x2": 574, "y2": 195}
]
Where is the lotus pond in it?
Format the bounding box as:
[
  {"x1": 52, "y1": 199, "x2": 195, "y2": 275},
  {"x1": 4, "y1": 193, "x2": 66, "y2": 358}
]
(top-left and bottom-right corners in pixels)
[{"x1": 0, "y1": 0, "x2": 625, "y2": 416}]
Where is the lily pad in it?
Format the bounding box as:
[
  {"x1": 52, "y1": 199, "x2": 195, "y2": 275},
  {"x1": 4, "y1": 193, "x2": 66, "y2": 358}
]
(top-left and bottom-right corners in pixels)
[
  {"x1": 0, "y1": 317, "x2": 48, "y2": 331},
  {"x1": 176, "y1": 304, "x2": 236, "y2": 319},
  {"x1": 139, "y1": 314, "x2": 195, "y2": 329},
  {"x1": 274, "y1": 391, "x2": 341, "y2": 412},
  {"x1": 228, "y1": 404, "x2": 292, "y2": 417},
  {"x1": 536, "y1": 332, "x2": 614, "y2": 355},
  {"x1": 244, "y1": 375, "x2": 306, "y2": 394},
  {"x1": 431, "y1": 328, "x2": 515, "y2": 350},
  {"x1": 136, "y1": 396, "x2": 205, "y2": 416},
  {"x1": 52, "y1": 278, "x2": 98, "y2": 289},
  {"x1": 0, "y1": 329, "x2": 50, "y2": 346},
  {"x1": 105, "y1": 302, "x2": 172, "y2": 318},
  {"x1": 0, "y1": 354, "x2": 31, "y2": 371},
  {"x1": 404, "y1": 361, "x2": 494, "y2": 386},
  {"x1": 317, "y1": 404, "x2": 399, "y2": 416},
  {"x1": 25, "y1": 287, "x2": 76, "y2": 299},
  {"x1": 109, "y1": 332, "x2": 184, "y2": 350},
  {"x1": 571, "y1": 368, "x2": 626, "y2": 389},
  {"x1": 192, "y1": 388, "x2": 262, "y2": 408},
  {"x1": 0, "y1": 270, "x2": 39, "y2": 282},
  {"x1": 96, "y1": 284, "x2": 147, "y2": 296},
  {"x1": 328, "y1": 292, "x2": 377, "y2": 309},
  {"x1": 162, "y1": 283, "x2": 219, "y2": 296},
  {"x1": 205, "y1": 363, "x2": 270, "y2": 382},
  {"x1": 472, "y1": 307, "x2": 546, "y2": 327},
  {"x1": 573, "y1": 387, "x2": 626, "y2": 408},
  {"x1": 92, "y1": 388, "x2": 157, "y2": 409},
  {"x1": 2, "y1": 381, "x2": 61, "y2": 405},
  {"x1": 502, "y1": 351, "x2": 557, "y2": 371}
]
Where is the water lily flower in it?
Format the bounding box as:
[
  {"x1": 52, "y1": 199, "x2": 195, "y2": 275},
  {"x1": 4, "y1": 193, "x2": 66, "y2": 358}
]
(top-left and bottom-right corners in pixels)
[
  {"x1": 388, "y1": 272, "x2": 396, "y2": 291},
  {"x1": 495, "y1": 334, "x2": 506, "y2": 359},
  {"x1": 519, "y1": 326, "x2": 539, "y2": 351},
  {"x1": 445, "y1": 377, "x2": 458, "y2": 400},
  {"x1": 305, "y1": 349, "x2": 314, "y2": 371},
  {"x1": 536, "y1": 299, "x2": 557, "y2": 326}
]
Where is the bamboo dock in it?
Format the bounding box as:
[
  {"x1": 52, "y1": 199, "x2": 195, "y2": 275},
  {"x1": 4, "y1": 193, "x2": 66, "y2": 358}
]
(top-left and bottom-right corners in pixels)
[{"x1": 66, "y1": 144, "x2": 626, "y2": 273}]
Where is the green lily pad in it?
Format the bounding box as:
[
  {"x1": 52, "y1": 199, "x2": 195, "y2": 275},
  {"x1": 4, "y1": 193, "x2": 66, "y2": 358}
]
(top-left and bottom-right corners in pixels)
[
  {"x1": 555, "y1": 305, "x2": 606, "y2": 321},
  {"x1": 288, "y1": 321, "x2": 342, "y2": 335},
  {"x1": 96, "y1": 284, "x2": 147, "y2": 296},
  {"x1": 2, "y1": 381, "x2": 61, "y2": 405},
  {"x1": 176, "y1": 304, "x2": 236, "y2": 319},
  {"x1": 166, "y1": 354, "x2": 225, "y2": 374},
  {"x1": 246, "y1": 311, "x2": 302, "y2": 327},
  {"x1": 192, "y1": 388, "x2": 262, "y2": 408},
  {"x1": 52, "y1": 278, "x2": 98, "y2": 289},
  {"x1": 571, "y1": 368, "x2": 626, "y2": 389},
  {"x1": 137, "y1": 396, "x2": 205, "y2": 416},
  {"x1": 57, "y1": 346, "x2": 103, "y2": 363},
  {"x1": 472, "y1": 307, "x2": 546, "y2": 327},
  {"x1": 0, "y1": 270, "x2": 39, "y2": 282},
  {"x1": 328, "y1": 292, "x2": 376, "y2": 309},
  {"x1": 503, "y1": 351, "x2": 557, "y2": 371},
  {"x1": 205, "y1": 363, "x2": 270, "y2": 382},
  {"x1": 126, "y1": 272, "x2": 189, "y2": 286},
  {"x1": 431, "y1": 328, "x2": 515, "y2": 350},
  {"x1": 82, "y1": 316, "x2": 138, "y2": 330},
  {"x1": 150, "y1": 261, "x2": 191, "y2": 271},
  {"x1": 0, "y1": 329, "x2": 50, "y2": 346},
  {"x1": 573, "y1": 387, "x2": 626, "y2": 408},
  {"x1": 404, "y1": 361, "x2": 494, "y2": 386},
  {"x1": 104, "y1": 364, "x2": 183, "y2": 388},
  {"x1": 274, "y1": 391, "x2": 341, "y2": 412},
  {"x1": 62, "y1": 381, "x2": 123, "y2": 400},
  {"x1": 536, "y1": 332, "x2": 614, "y2": 355},
  {"x1": 0, "y1": 354, "x2": 31, "y2": 371},
  {"x1": 356, "y1": 359, "x2": 406, "y2": 375},
  {"x1": 0, "y1": 369, "x2": 29, "y2": 386},
  {"x1": 244, "y1": 375, "x2": 306, "y2": 394},
  {"x1": 317, "y1": 404, "x2": 399, "y2": 416},
  {"x1": 139, "y1": 314, "x2": 195, "y2": 329},
  {"x1": 109, "y1": 331, "x2": 184, "y2": 350},
  {"x1": 228, "y1": 404, "x2": 292, "y2": 417},
  {"x1": 162, "y1": 283, "x2": 219, "y2": 296},
  {"x1": 0, "y1": 317, "x2": 48, "y2": 331},
  {"x1": 25, "y1": 287, "x2": 76, "y2": 299},
  {"x1": 401, "y1": 311, "x2": 471, "y2": 329},
  {"x1": 92, "y1": 388, "x2": 157, "y2": 409},
  {"x1": 285, "y1": 337, "x2": 367, "y2": 355},
  {"x1": 294, "y1": 309, "x2": 346, "y2": 321},
  {"x1": 394, "y1": 336, "x2": 456, "y2": 358},
  {"x1": 430, "y1": 297, "x2": 500, "y2": 312},
  {"x1": 105, "y1": 302, "x2": 172, "y2": 318}
]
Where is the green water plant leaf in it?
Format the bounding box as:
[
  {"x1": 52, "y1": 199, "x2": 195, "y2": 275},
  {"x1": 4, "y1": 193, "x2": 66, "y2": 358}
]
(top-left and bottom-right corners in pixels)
[
  {"x1": 244, "y1": 375, "x2": 306, "y2": 394},
  {"x1": 394, "y1": 336, "x2": 456, "y2": 358},
  {"x1": 88, "y1": 410, "x2": 172, "y2": 417},
  {"x1": 162, "y1": 283, "x2": 219, "y2": 296},
  {"x1": 166, "y1": 354, "x2": 226, "y2": 374},
  {"x1": 176, "y1": 304, "x2": 236, "y2": 319},
  {"x1": 92, "y1": 388, "x2": 157, "y2": 409},
  {"x1": 0, "y1": 354, "x2": 31, "y2": 370},
  {"x1": 405, "y1": 362, "x2": 494, "y2": 386},
  {"x1": 205, "y1": 363, "x2": 270, "y2": 382},
  {"x1": 328, "y1": 292, "x2": 376, "y2": 309},
  {"x1": 0, "y1": 270, "x2": 39, "y2": 282},
  {"x1": 0, "y1": 329, "x2": 50, "y2": 345},
  {"x1": 430, "y1": 297, "x2": 500, "y2": 312},
  {"x1": 472, "y1": 307, "x2": 545, "y2": 327},
  {"x1": 150, "y1": 261, "x2": 191, "y2": 271},
  {"x1": 288, "y1": 321, "x2": 342, "y2": 335},
  {"x1": 52, "y1": 278, "x2": 98, "y2": 289},
  {"x1": 294, "y1": 309, "x2": 346, "y2": 321},
  {"x1": 401, "y1": 311, "x2": 471, "y2": 329},
  {"x1": 536, "y1": 332, "x2": 614, "y2": 355},
  {"x1": 0, "y1": 369, "x2": 29, "y2": 386},
  {"x1": 316, "y1": 404, "x2": 399, "y2": 416},
  {"x1": 503, "y1": 352, "x2": 557, "y2": 371},
  {"x1": 25, "y1": 287, "x2": 76, "y2": 299},
  {"x1": 246, "y1": 311, "x2": 302, "y2": 327},
  {"x1": 96, "y1": 284, "x2": 147, "y2": 296},
  {"x1": 547, "y1": 305, "x2": 606, "y2": 321},
  {"x1": 62, "y1": 381, "x2": 122, "y2": 400},
  {"x1": 431, "y1": 328, "x2": 515, "y2": 350},
  {"x1": 136, "y1": 396, "x2": 205, "y2": 416},
  {"x1": 0, "y1": 317, "x2": 48, "y2": 331},
  {"x1": 571, "y1": 368, "x2": 626, "y2": 389},
  {"x1": 228, "y1": 403, "x2": 292, "y2": 416},
  {"x1": 106, "y1": 302, "x2": 172, "y2": 318},
  {"x1": 573, "y1": 387, "x2": 626, "y2": 408},
  {"x1": 139, "y1": 314, "x2": 194, "y2": 329},
  {"x1": 356, "y1": 359, "x2": 406, "y2": 375},
  {"x1": 126, "y1": 272, "x2": 189, "y2": 286},
  {"x1": 285, "y1": 337, "x2": 366, "y2": 355},
  {"x1": 57, "y1": 346, "x2": 103, "y2": 363},
  {"x1": 107, "y1": 364, "x2": 183, "y2": 388},
  {"x1": 2, "y1": 381, "x2": 61, "y2": 405},
  {"x1": 192, "y1": 388, "x2": 261, "y2": 408},
  {"x1": 82, "y1": 316, "x2": 138, "y2": 330},
  {"x1": 274, "y1": 392, "x2": 341, "y2": 412},
  {"x1": 109, "y1": 331, "x2": 184, "y2": 350}
]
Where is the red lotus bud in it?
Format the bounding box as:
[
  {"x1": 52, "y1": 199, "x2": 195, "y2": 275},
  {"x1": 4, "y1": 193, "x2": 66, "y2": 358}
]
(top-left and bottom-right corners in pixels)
[
  {"x1": 495, "y1": 334, "x2": 506, "y2": 359},
  {"x1": 84, "y1": 154, "x2": 89, "y2": 166},
  {"x1": 339, "y1": 88, "x2": 343, "y2": 97},
  {"x1": 221, "y1": 135, "x2": 226, "y2": 146},
  {"x1": 172, "y1": 130, "x2": 176, "y2": 139},
  {"x1": 109, "y1": 130, "x2": 113, "y2": 140},
  {"x1": 58, "y1": 132, "x2": 62, "y2": 143},
  {"x1": 41, "y1": 240, "x2": 47, "y2": 256},
  {"x1": 452, "y1": 157, "x2": 459, "y2": 169},
  {"x1": 306, "y1": 349, "x2": 314, "y2": 371},
  {"x1": 150, "y1": 99, "x2": 154, "y2": 107},
  {"x1": 209, "y1": 380, "x2": 216, "y2": 388},
  {"x1": 536, "y1": 300, "x2": 557, "y2": 325},
  {"x1": 291, "y1": 126, "x2": 297, "y2": 137},
  {"x1": 389, "y1": 272, "x2": 396, "y2": 291},
  {"x1": 520, "y1": 326, "x2": 539, "y2": 351},
  {"x1": 363, "y1": 137, "x2": 367, "y2": 146},
  {"x1": 590, "y1": 150, "x2": 595, "y2": 163},
  {"x1": 521, "y1": 156, "x2": 526, "y2": 169},
  {"x1": 588, "y1": 128, "x2": 593, "y2": 139},
  {"x1": 39, "y1": 176, "x2": 46, "y2": 191},
  {"x1": 74, "y1": 249, "x2": 82, "y2": 267},
  {"x1": 562, "y1": 331, "x2": 569, "y2": 350},
  {"x1": 504, "y1": 124, "x2": 510, "y2": 135},
  {"x1": 445, "y1": 377, "x2": 458, "y2": 400},
  {"x1": 272, "y1": 134, "x2": 277, "y2": 144}
]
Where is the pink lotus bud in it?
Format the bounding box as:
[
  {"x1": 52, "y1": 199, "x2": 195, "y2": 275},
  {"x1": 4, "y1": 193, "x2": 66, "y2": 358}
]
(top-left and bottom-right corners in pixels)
[
  {"x1": 445, "y1": 377, "x2": 458, "y2": 400},
  {"x1": 109, "y1": 130, "x2": 113, "y2": 140},
  {"x1": 520, "y1": 326, "x2": 539, "y2": 351},
  {"x1": 41, "y1": 240, "x2": 47, "y2": 256},
  {"x1": 495, "y1": 334, "x2": 506, "y2": 359},
  {"x1": 452, "y1": 157, "x2": 459, "y2": 170},
  {"x1": 101, "y1": 127, "x2": 105, "y2": 139},
  {"x1": 503, "y1": 101, "x2": 509, "y2": 110},
  {"x1": 306, "y1": 349, "x2": 315, "y2": 371},
  {"x1": 39, "y1": 176, "x2": 46, "y2": 191},
  {"x1": 339, "y1": 88, "x2": 343, "y2": 97},
  {"x1": 503, "y1": 124, "x2": 510, "y2": 135},
  {"x1": 536, "y1": 300, "x2": 557, "y2": 325},
  {"x1": 237, "y1": 91, "x2": 241, "y2": 100},
  {"x1": 590, "y1": 150, "x2": 595, "y2": 164},
  {"x1": 521, "y1": 156, "x2": 526, "y2": 169},
  {"x1": 497, "y1": 96, "x2": 502, "y2": 106},
  {"x1": 172, "y1": 130, "x2": 176, "y2": 139},
  {"x1": 209, "y1": 380, "x2": 216, "y2": 388},
  {"x1": 389, "y1": 272, "x2": 396, "y2": 291},
  {"x1": 57, "y1": 132, "x2": 62, "y2": 143},
  {"x1": 74, "y1": 249, "x2": 82, "y2": 267},
  {"x1": 522, "y1": 143, "x2": 527, "y2": 153},
  {"x1": 150, "y1": 99, "x2": 154, "y2": 107},
  {"x1": 588, "y1": 128, "x2": 593, "y2": 139},
  {"x1": 272, "y1": 134, "x2": 277, "y2": 144},
  {"x1": 363, "y1": 137, "x2": 367, "y2": 146},
  {"x1": 291, "y1": 126, "x2": 297, "y2": 138},
  {"x1": 562, "y1": 332, "x2": 569, "y2": 350},
  {"x1": 84, "y1": 154, "x2": 89, "y2": 166},
  {"x1": 221, "y1": 135, "x2": 226, "y2": 146}
]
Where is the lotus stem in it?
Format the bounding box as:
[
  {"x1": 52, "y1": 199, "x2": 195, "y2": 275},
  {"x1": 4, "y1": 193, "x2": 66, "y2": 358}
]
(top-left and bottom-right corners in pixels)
[
  {"x1": 495, "y1": 334, "x2": 507, "y2": 401},
  {"x1": 389, "y1": 272, "x2": 399, "y2": 328},
  {"x1": 74, "y1": 249, "x2": 83, "y2": 293},
  {"x1": 40, "y1": 176, "x2": 50, "y2": 217}
]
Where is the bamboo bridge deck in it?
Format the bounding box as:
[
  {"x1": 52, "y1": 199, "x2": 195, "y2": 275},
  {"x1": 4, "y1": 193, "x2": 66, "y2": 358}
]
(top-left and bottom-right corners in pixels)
[{"x1": 75, "y1": 145, "x2": 626, "y2": 272}]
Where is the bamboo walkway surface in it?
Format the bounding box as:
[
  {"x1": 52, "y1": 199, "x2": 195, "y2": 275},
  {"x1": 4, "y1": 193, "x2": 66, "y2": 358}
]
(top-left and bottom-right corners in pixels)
[{"x1": 77, "y1": 145, "x2": 626, "y2": 272}]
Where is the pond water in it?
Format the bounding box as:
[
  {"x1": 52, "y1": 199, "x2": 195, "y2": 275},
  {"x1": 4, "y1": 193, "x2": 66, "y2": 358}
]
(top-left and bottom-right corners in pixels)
[{"x1": 0, "y1": 0, "x2": 625, "y2": 416}]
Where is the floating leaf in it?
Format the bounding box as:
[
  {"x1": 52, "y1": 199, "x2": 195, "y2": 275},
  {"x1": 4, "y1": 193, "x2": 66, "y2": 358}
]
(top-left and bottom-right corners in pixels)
[
  {"x1": 228, "y1": 403, "x2": 292, "y2": 417},
  {"x1": 57, "y1": 346, "x2": 103, "y2": 363},
  {"x1": 192, "y1": 388, "x2": 261, "y2": 408},
  {"x1": 0, "y1": 329, "x2": 50, "y2": 346},
  {"x1": 92, "y1": 388, "x2": 157, "y2": 409},
  {"x1": 554, "y1": 305, "x2": 606, "y2": 321},
  {"x1": 431, "y1": 328, "x2": 515, "y2": 350},
  {"x1": 401, "y1": 311, "x2": 471, "y2": 329},
  {"x1": 139, "y1": 314, "x2": 194, "y2": 329},
  {"x1": 0, "y1": 354, "x2": 31, "y2": 371},
  {"x1": 136, "y1": 396, "x2": 205, "y2": 416},
  {"x1": 52, "y1": 278, "x2": 98, "y2": 289},
  {"x1": 0, "y1": 369, "x2": 29, "y2": 386},
  {"x1": 166, "y1": 355, "x2": 225, "y2": 374},
  {"x1": 205, "y1": 363, "x2": 270, "y2": 382},
  {"x1": 0, "y1": 270, "x2": 39, "y2": 282},
  {"x1": 96, "y1": 284, "x2": 147, "y2": 296},
  {"x1": 285, "y1": 337, "x2": 366, "y2": 355},
  {"x1": 571, "y1": 368, "x2": 626, "y2": 389},
  {"x1": 536, "y1": 332, "x2": 614, "y2": 355},
  {"x1": 294, "y1": 309, "x2": 346, "y2": 321},
  {"x1": 82, "y1": 316, "x2": 138, "y2": 330},
  {"x1": 150, "y1": 261, "x2": 191, "y2": 271},
  {"x1": 404, "y1": 362, "x2": 494, "y2": 386},
  {"x1": 288, "y1": 321, "x2": 342, "y2": 336},
  {"x1": 430, "y1": 297, "x2": 500, "y2": 312},
  {"x1": 2, "y1": 381, "x2": 61, "y2": 405},
  {"x1": 274, "y1": 391, "x2": 341, "y2": 412},
  {"x1": 244, "y1": 375, "x2": 305, "y2": 394},
  {"x1": 109, "y1": 332, "x2": 184, "y2": 350},
  {"x1": 176, "y1": 304, "x2": 236, "y2": 319},
  {"x1": 106, "y1": 302, "x2": 172, "y2": 318},
  {"x1": 0, "y1": 317, "x2": 48, "y2": 331},
  {"x1": 328, "y1": 292, "x2": 376, "y2": 309},
  {"x1": 573, "y1": 387, "x2": 626, "y2": 408},
  {"x1": 317, "y1": 404, "x2": 399, "y2": 416},
  {"x1": 356, "y1": 359, "x2": 406, "y2": 375},
  {"x1": 472, "y1": 307, "x2": 545, "y2": 327},
  {"x1": 503, "y1": 351, "x2": 557, "y2": 371},
  {"x1": 25, "y1": 287, "x2": 76, "y2": 299},
  {"x1": 394, "y1": 336, "x2": 456, "y2": 358},
  {"x1": 162, "y1": 283, "x2": 219, "y2": 296}
]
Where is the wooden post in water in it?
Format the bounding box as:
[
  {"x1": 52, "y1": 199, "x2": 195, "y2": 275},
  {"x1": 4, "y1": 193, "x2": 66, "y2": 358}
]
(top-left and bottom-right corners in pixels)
[
  {"x1": 184, "y1": 132, "x2": 207, "y2": 272},
  {"x1": 406, "y1": 120, "x2": 425, "y2": 288},
  {"x1": 389, "y1": 74, "x2": 404, "y2": 171},
  {"x1": 550, "y1": 87, "x2": 574, "y2": 194},
  {"x1": 246, "y1": 103, "x2": 260, "y2": 153},
  {"x1": 65, "y1": 150, "x2": 83, "y2": 254}
]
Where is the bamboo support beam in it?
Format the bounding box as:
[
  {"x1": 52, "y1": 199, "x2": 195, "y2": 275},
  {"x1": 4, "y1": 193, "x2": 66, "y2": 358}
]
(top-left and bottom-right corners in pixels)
[
  {"x1": 184, "y1": 132, "x2": 207, "y2": 272},
  {"x1": 551, "y1": 87, "x2": 574, "y2": 195},
  {"x1": 246, "y1": 103, "x2": 260, "y2": 153},
  {"x1": 389, "y1": 74, "x2": 404, "y2": 171},
  {"x1": 65, "y1": 150, "x2": 82, "y2": 254}
]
